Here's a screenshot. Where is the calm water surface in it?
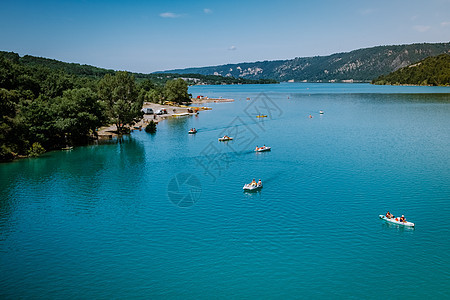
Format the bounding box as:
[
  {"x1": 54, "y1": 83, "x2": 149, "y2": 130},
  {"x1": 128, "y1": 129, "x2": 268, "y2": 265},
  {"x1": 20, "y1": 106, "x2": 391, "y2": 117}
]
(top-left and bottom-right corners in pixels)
[{"x1": 1, "y1": 83, "x2": 449, "y2": 298}]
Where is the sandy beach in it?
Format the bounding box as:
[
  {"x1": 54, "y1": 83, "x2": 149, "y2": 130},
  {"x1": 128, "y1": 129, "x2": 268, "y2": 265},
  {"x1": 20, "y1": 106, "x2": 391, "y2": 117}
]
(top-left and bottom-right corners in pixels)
[{"x1": 97, "y1": 101, "x2": 213, "y2": 138}]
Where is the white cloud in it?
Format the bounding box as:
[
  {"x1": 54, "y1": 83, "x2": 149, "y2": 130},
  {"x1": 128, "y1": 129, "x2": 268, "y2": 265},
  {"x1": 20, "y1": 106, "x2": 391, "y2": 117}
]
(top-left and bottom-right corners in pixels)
[
  {"x1": 159, "y1": 12, "x2": 181, "y2": 18},
  {"x1": 228, "y1": 45, "x2": 237, "y2": 51},
  {"x1": 203, "y1": 8, "x2": 213, "y2": 14},
  {"x1": 441, "y1": 21, "x2": 450, "y2": 26},
  {"x1": 413, "y1": 25, "x2": 431, "y2": 32}
]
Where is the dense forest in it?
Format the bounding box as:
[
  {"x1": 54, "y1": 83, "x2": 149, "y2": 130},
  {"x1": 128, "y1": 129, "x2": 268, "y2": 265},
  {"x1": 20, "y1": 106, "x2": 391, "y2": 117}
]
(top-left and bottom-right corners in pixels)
[
  {"x1": 372, "y1": 53, "x2": 450, "y2": 86},
  {"x1": 0, "y1": 52, "x2": 194, "y2": 162},
  {"x1": 161, "y1": 42, "x2": 450, "y2": 82}
]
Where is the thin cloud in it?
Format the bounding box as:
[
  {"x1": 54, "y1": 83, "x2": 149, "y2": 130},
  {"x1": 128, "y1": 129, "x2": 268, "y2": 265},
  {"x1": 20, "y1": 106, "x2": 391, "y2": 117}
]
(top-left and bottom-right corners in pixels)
[
  {"x1": 159, "y1": 12, "x2": 181, "y2": 18},
  {"x1": 203, "y1": 8, "x2": 213, "y2": 14},
  {"x1": 228, "y1": 45, "x2": 237, "y2": 51},
  {"x1": 441, "y1": 21, "x2": 450, "y2": 26},
  {"x1": 359, "y1": 8, "x2": 375, "y2": 15},
  {"x1": 413, "y1": 25, "x2": 431, "y2": 32}
]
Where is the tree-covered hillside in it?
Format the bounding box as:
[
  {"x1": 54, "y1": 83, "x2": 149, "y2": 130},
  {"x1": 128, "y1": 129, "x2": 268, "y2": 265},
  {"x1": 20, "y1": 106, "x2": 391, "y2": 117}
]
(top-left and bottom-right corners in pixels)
[
  {"x1": 0, "y1": 51, "x2": 277, "y2": 85},
  {"x1": 160, "y1": 42, "x2": 450, "y2": 82},
  {"x1": 372, "y1": 53, "x2": 450, "y2": 86}
]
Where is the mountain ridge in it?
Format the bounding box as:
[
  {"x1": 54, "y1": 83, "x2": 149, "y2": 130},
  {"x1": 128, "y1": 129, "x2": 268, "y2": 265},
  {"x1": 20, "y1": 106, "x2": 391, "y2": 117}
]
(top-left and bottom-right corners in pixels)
[{"x1": 158, "y1": 42, "x2": 450, "y2": 82}]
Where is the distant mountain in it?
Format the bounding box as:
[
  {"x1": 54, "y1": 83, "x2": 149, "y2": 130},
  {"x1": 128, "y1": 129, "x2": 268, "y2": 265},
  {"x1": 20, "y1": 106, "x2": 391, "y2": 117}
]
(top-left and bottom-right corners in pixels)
[
  {"x1": 159, "y1": 42, "x2": 450, "y2": 82},
  {"x1": 372, "y1": 53, "x2": 450, "y2": 86}
]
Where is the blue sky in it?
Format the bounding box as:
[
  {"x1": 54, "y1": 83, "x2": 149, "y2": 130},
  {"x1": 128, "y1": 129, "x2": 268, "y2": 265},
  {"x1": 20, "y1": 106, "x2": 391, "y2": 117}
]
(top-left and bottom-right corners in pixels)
[{"x1": 1, "y1": 0, "x2": 449, "y2": 73}]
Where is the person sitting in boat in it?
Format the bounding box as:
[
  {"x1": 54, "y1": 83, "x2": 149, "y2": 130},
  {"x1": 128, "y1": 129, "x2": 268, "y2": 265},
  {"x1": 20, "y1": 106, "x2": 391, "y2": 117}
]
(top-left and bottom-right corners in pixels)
[
  {"x1": 251, "y1": 178, "x2": 257, "y2": 186},
  {"x1": 399, "y1": 215, "x2": 406, "y2": 223},
  {"x1": 224, "y1": 135, "x2": 229, "y2": 139},
  {"x1": 257, "y1": 179, "x2": 262, "y2": 187},
  {"x1": 255, "y1": 146, "x2": 259, "y2": 151},
  {"x1": 386, "y1": 211, "x2": 393, "y2": 219}
]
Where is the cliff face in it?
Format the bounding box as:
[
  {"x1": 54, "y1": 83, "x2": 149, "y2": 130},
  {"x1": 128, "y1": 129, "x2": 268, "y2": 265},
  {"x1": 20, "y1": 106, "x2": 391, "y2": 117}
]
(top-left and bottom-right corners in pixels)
[{"x1": 161, "y1": 42, "x2": 450, "y2": 82}]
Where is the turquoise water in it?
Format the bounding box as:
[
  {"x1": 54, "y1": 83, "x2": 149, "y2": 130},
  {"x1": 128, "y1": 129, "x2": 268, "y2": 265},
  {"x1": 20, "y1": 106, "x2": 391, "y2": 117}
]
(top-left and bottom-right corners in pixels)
[{"x1": 1, "y1": 83, "x2": 449, "y2": 298}]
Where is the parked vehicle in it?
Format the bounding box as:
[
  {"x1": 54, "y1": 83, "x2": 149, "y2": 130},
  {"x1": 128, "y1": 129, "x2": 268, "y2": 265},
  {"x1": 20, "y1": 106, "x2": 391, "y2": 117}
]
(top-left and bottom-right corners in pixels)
[{"x1": 142, "y1": 108, "x2": 154, "y2": 114}]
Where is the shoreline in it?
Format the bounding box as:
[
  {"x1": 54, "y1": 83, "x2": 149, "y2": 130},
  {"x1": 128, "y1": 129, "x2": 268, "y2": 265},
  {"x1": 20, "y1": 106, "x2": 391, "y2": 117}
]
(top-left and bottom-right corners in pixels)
[
  {"x1": 97, "y1": 100, "x2": 217, "y2": 137},
  {"x1": 4, "y1": 99, "x2": 228, "y2": 162}
]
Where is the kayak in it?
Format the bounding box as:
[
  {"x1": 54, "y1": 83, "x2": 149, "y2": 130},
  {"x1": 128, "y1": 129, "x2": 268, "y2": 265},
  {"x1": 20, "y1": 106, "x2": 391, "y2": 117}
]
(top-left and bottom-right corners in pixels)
[
  {"x1": 379, "y1": 215, "x2": 415, "y2": 227},
  {"x1": 255, "y1": 146, "x2": 271, "y2": 152},
  {"x1": 243, "y1": 183, "x2": 263, "y2": 191},
  {"x1": 218, "y1": 137, "x2": 233, "y2": 141},
  {"x1": 256, "y1": 115, "x2": 267, "y2": 118}
]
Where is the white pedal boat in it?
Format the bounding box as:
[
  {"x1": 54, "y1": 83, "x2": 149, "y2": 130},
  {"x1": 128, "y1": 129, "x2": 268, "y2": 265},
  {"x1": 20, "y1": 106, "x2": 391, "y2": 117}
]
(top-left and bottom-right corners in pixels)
[
  {"x1": 379, "y1": 215, "x2": 415, "y2": 227},
  {"x1": 243, "y1": 183, "x2": 263, "y2": 191},
  {"x1": 255, "y1": 146, "x2": 271, "y2": 152}
]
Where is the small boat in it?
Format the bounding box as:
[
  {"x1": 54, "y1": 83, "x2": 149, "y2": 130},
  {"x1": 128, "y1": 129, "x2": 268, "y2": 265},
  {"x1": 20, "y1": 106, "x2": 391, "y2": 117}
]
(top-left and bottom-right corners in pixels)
[
  {"x1": 61, "y1": 146, "x2": 73, "y2": 151},
  {"x1": 255, "y1": 146, "x2": 271, "y2": 152},
  {"x1": 256, "y1": 115, "x2": 267, "y2": 118},
  {"x1": 188, "y1": 129, "x2": 197, "y2": 134},
  {"x1": 173, "y1": 112, "x2": 190, "y2": 117},
  {"x1": 218, "y1": 136, "x2": 233, "y2": 141},
  {"x1": 319, "y1": 110, "x2": 324, "y2": 114},
  {"x1": 243, "y1": 183, "x2": 263, "y2": 191},
  {"x1": 379, "y1": 215, "x2": 415, "y2": 227}
]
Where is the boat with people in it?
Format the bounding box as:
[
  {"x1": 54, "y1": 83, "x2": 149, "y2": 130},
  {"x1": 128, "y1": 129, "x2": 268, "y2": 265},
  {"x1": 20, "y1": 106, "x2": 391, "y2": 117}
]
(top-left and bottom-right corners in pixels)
[
  {"x1": 243, "y1": 179, "x2": 263, "y2": 191},
  {"x1": 218, "y1": 135, "x2": 233, "y2": 141},
  {"x1": 379, "y1": 214, "x2": 415, "y2": 227},
  {"x1": 188, "y1": 128, "x2": 197, "y2": 134},
  {"x1": 255, "y1": 145, "x2": 271, "y2": 152}
]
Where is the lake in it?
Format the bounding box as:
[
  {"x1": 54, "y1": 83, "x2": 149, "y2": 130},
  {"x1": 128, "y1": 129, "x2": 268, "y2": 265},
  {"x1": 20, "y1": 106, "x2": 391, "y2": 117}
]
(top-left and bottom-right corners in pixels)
[{"x1": 1, "y1": 83, "x2": 449, "y2": 298}]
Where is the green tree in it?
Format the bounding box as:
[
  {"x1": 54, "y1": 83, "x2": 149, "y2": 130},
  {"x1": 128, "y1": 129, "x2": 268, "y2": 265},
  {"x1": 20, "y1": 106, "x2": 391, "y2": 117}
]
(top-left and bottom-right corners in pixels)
[
  {"x1": 145, "y1": 120, "x2": 157, "y2": 133},
  {"x1": 0, "y1": 88, "x2": 20, "y2": 160},
  {"x1": 20, "y1": 95, "x2": 58, "y2": 149},
  {"x1": 145, "y1": 88, "x2": 164, "y2": 103},
  {"x1": 54, "y1": 88, "x2": 105, "y2": 144},
  {"x1": 137, "y1": 79, "x2": 155, "y2": 92},
  {"x1": 164, "y1": 78, "x2": 191, "y2": 104},
  {"x1": 98, "y1": 71, "x2": 143, "y2": 133},
  {"x1": 28, "y1": 142, "x2": 45, "y2": 157}
]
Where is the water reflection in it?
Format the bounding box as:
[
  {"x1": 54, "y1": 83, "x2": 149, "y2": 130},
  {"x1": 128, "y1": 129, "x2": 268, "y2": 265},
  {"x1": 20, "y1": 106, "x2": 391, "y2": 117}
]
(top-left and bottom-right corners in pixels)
[
  {"x1": 381, "y1": 222, "x2": 415, "y2": 233},
  {"x1": 0, "y1": 136, "x2": 148, "y2": 227}
]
